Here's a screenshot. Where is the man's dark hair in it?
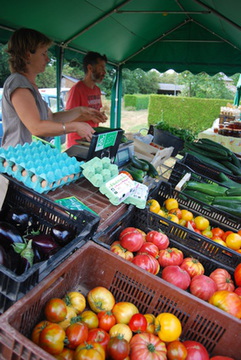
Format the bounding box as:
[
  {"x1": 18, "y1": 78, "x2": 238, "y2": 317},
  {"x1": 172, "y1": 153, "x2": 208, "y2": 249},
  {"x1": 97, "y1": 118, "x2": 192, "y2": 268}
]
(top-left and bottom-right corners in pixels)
[{"x1": 83, "y1": 51, "x2": 107, "y2": 73}]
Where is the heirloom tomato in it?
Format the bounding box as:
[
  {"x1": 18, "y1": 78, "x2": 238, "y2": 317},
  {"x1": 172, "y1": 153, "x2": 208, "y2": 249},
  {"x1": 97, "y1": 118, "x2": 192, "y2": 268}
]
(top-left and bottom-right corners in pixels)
[
  {"x1": 166, "y1": 340, "x2": 188, "y2": 360},
  {"x1": 147, "y1": 199, "x2": 161, "y2": 213},
  {"x1": 168, "y1": 208, "x2": 182, "y2": 219},
  {"x1": 211, "y1": 227, "x2": 225, "y2": 239},
  {"x1": 31, "y1": 320, "x2": 50, "y2": 344},
  {"x1": 119, "y1": 227, "x2": 145, "y2": 252},
  {"x1": 63, "y1": 291, "x2": 86, "y2": 314},
  {"x1": 36, "y1": 322, "x2": 66, "y2": 355},
  {"x1": 183, "y1": 340, "x2": 209, "y2": 360},
  {"x1": 74, "y1": 341, "x2": 105, "y2": 360},
  {"x1": 209, "y1": 269, "x2": 235, "y2": 292},
  {"x1": 209, "y1": 290, "x2": 241, "y2": 318},
  {"x1": 194, "y1": 216, "x2": 209, "y2": 231},
  {"x1": 109, "y1": 323, "x2": 133, "y2": 342},
  {"x1": 225, "y1": 233, "x2": 241, "y2": 250},
  {"x1": 129, "y1": 313, "x2": 147, "y2": 333},
  {"x1": 164, "y1": 198, "x2": 178, "y2": 211},
  {"x1": 65, "y1": 322, "x2": 88, "y2": 350},
  {"x1": 154, "y1": 313, "x2": 182, "y2": 342},
  {"x1": 87, "y1": 328, "x2": 110, "y2": 350},
  {"x1": 110, "y1": 241, "x2": 134, "y2": 261},
  {"x1": 162, "y1": 265, "x2": 191, "y2": 290},
  {"x1": 87, "y1": 286, "x2": 115, "y2": 313},
  {"x1": 97, "y1": 310, "x2": 116, "y2": 331},
  {"x1": 55, "y1": 347, "x2": 74, "y2": 360},
  {"x1": 158, "y1": 247, "x2": 183, "y2": 267},
  {"x1": 180, "y1": 209, "x2": 193, "y2": 222},
  {"x1": 130, "y1": 332, "x2": 167, "y2": 360},
  {"x1": 112, "y1": 301, "x2": 139, "y2": 324},
  {"x1": 144, "y1": 313, "x2": 155, "y2": 334},
  {"x1": 167, "y1": 213, "x2": 180, "y2": 224},
  {"x1": 107, "y1": 335, "x2": 130, "y2": 360},
  {"x1": 132, "y1": 254, "x2": 160, "y2": 275},
  {"x1": 234, "y1": 286, "x2": 241, "y2": 297},
  {"x1": 146, "y1": 230, "x2": 170, "y2": 250},
  {"x1": 234, "y1": 263, "x2": 241, "y2": 287},
  {"x1": 180, "y1": 257, "x2": 204, "y2": 278},
  {"x1": 222, "y1": 231, "x2": 233, "y2": 241},
  {"x1": 57, "y1": 306, "x2": 77, "y2": 330},
  {"x1": 78, "y1": 310, "x2": 99, "y2": 329},
  {"x1": 44, "y1": 298, "x2": 67, "y2": 323},
  {"x1": 137, "y1": 242, "x2": 159, "y2": 258},
  {"x1": 190, "y1": 275, "x2": 217, "y2": 301}
]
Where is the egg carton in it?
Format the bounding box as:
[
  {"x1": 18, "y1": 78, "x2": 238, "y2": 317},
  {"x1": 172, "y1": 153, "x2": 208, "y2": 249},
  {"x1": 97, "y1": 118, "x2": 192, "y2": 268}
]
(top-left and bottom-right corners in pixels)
[
  {"x1": 0, "y1": 141, "x2": 83, "y2": 193},
  {"x1": 81, "y1": 156, "x2": 119, "y2": 187}
]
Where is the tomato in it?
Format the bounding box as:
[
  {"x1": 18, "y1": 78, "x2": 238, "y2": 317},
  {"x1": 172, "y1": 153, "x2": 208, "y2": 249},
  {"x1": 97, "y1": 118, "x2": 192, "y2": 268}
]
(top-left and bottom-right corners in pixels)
[
  {"x1": 132, "y1": 254, "x2": 160, "y2": 275},
  {"x1": 31, "y1": 320, "x2": 51, "y2": 345},
  {"x1": 209, "y1": 268, "x2": 235, "y2": 292},
  {"x1": 58, "y1": 306, "x2": 77, "y2": 330},
  {"x1": 107, "y1": 336, "x2": 130, "y2": 360},
  {"x1": 234, "y1": 286, "x2": 241, "y2": 297},
  {"x1": 119, "y1": 227, "x2": 145, "y2": 252},
  {"x1": 180, "y1": 209, "x2": 193, "y2": 222},
  {"x1": 234, "y1": 263, "x2": 241, "y2": 287},
  {"x1": 179, "y1": 219, "x2": 187, "y2": 227},
  {"x1": 112, "y1": 302, "x2": 139, "y2": 324},
  {"x1": 87, "y1": 328, "x2": 110, "y2": 350},
  {"x1": 63, "y1": 291, "x2": 86, "y2": 315},
  {"x1": 194, "y1": 216, "x2": 210, "y2": 231},
  {"x1": 166, "y1": 340, "x2": 188, "y2": 360},
  {"x1": 186, "y1": 220, "x2": 196, "y2": 230},
  {"x1": 111, "y1": 241, "x2": 134, "y2": 261},
  {"x1": 119, "y1": 170, "x2": 133, "y2": 180},
  {"x1": 183, "y1": 340, "x2": 209, "y2": 360},
  {"x1": 158, "y1": 247, "x2": 184, "y2": 267},
  {"x1": 166, "y1": 213, "x2": 180, "y2": 224},
  {"x1": 164, "y1": 198, "x2": 179, "y2": 211},
  {"x1": 55, "y1": 347, "x2": 74, "y2": 360},
  {"x1": 74, "y1": 341, "x2": 105, "y2": 360},
  {"x1": 137, "y1": 242, "x2": 159, "y2": 258},
  {"x1": 145, "y1": 230, "x2": 170, "y2": 250},
  {"x1": 38, "y1": 322, "x2": 66, "y2": 355},
  {"x1": 147, "y1": 199, "x2": 161, "y2": 213},
  {"x1": 161, "y1": 265, "x2": 191, "y2": 290},
  {"x1": 168, "y1": 208, "x2": 182, "y2": 219},
  {"x1": 109, "y1": 323, "x2": 133, "y2": 342},
  {"x1": 222, "y1": 231, "x2": 233, "y2": 241},
  {"x1": 97, "y1": 310, "x2": 116, "y2": 332},
  {"x1": 44, "y1": 298, "x2": 67, "y2": 323},
  {"x1": 190, "y1": 274, "x2": 217, "y2": 301},
  {"x1": 144, "y1": 313, "x2": 155, "y2": 334},
  {"x1": 180, "y1": 257, "x2": 204, "y2": 278},
  {"x1": 130, "y1": 333, "x2": 167, "y2": 360},
  {"x1": 211, "y1": 227, "x2": 225, "y2": 239},
  {"x1": 225, "y1": 233, "x2": 241, "y2": 250},
  {"x1": 78, "y1": 310, "x2": 99, "y2": 329},
  {"x1": 210, "y1": 356, "x2": 235, "y2": 360},
  {"x1": 128, "y1": 313, "x2": 147, "y2": 333},
  {"x1": 87, "y1": 286, "x2": 115, "y2": 313},
  {"x1": 158, "y1": 209, "x2": 167, "y2": 217},
  {"x1": 155, "y1": 313, "x2": 182, "y2": 342},
  {"x1": 212, "y1": 238, "x2": 227, "y2": 247},
  {"x1": 209, "y1": 290, "x2": 241, "y2": 318},
  {"x1": 202, "y1": 229, "x2": 213, "y2": 238},
  {"x1": 65, "y1": 323, "x2": 89, "y2": 350}
]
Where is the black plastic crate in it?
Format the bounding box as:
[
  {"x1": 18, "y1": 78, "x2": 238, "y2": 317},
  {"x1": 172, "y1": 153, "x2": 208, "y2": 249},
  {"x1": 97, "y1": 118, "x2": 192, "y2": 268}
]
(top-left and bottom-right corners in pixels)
[
  {"x1": 0, "y1": 175, "x2": 100, "y2": 313},
  {"x1": 182, "y1": 153, "x2": 241, "y2": 184},
  {"x1": 92, "y1": 206, "x2": 238, "y2": 275},
  {"x1": 153, "y1": 127, "x2": 184, "y2": 157}
]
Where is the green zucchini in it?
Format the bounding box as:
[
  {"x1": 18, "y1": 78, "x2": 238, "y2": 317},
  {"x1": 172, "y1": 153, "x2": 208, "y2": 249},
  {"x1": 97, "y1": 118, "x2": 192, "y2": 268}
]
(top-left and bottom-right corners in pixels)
[
  {"x1": 218, "y1": 172, "x2": 239, "y2": 187},
  {"x1": 212, "y1": 196, "x2": 241, "y2": 217},
  {"x1": 199, "y1": 138, "x2": 233, "y2": 155},
  {"x1": 139, "y1": 159, "x2": 159, "y2": 178},
  {"x1": 225, "y1": 186, "x2": 241, "y2": 196},
  {"x1": 184, "y1": 150, "x2": 233, "y2": 174},
  {"x1": 220, "y1": 160, "x2": 241, "y2": 176},
  {"x1": 123, "y1": 165, "x2": 146, "y2": 183},
  {"x1": 131, "y1": 156, "x2": 149, "y2": 171},
  {"x1": 182, "y1": 189, "x2": 214, "y2": 205},
  {"x1": 185, "y1": 181, "x2": 227, "y2": 196},
  {"x1": 186, "y1": 141, "x2": 229, "y2": 158}
]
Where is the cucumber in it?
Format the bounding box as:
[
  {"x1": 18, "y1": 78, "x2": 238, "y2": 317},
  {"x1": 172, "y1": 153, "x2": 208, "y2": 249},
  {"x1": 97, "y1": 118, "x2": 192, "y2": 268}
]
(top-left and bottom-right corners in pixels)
[
  {"x1": 139, "y1": 159, "x2": 159, "y2": 178},
  {"x1": 123, "y1": 165, "x2": 146, "y2": 183},
  {"x1": 131, "y1": 155, "x2": 149, "y2": 171},
  {"x1": 185, "y1": 181, "x2": 227, "y2": 196}
]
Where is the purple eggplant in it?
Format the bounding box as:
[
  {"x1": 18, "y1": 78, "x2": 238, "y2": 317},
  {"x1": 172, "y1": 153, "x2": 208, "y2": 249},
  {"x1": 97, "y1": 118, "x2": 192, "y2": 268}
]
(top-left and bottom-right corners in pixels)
[
  {"x1": 0, "y1": 244, "x2": 11, "y2": 269},
  {"x1": 12, "y1": 240, "x2": 34, "y2": 275},
  {"x1": 0, "y1": 221, "x2": 23, "y2": 250},
  {"x1": 51, "y1": 224, "x2": 76, "y2": 246},
  {"x1": 26, "y1": 232, "x2": 60, "y2": 261},
  {"x1": 6, "y1": 208, "x2": 36, "y2": 234}
]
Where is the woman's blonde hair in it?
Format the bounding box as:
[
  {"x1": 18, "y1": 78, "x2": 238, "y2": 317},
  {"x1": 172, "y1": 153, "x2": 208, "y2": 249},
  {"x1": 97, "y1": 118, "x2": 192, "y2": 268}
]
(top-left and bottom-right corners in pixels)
[{"x1": 7, "y1": 28, "x2": 52, "y2": 73}]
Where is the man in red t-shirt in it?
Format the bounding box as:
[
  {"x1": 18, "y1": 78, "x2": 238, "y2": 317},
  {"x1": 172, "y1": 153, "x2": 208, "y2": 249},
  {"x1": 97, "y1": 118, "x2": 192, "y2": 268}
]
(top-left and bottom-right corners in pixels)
[{"x1": 66, "y1": 51, "x2": 108, "y2": 148}]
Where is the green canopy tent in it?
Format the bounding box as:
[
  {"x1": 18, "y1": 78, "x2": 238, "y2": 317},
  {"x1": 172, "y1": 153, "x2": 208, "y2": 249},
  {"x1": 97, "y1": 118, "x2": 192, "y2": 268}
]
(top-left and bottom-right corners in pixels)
[
  {"x1": 233, "y1": 74, "x2": 241, "y2": 107},
  {"x1": 1, "y1": 0, "x2": 241, "y2": 131}
]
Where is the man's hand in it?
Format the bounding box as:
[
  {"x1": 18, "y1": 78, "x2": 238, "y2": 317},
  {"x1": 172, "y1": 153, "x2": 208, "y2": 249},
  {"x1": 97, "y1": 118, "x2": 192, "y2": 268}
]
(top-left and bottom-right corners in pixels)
[{"x1": 79, "y1": 107, "x2": 108, "y2": 124}]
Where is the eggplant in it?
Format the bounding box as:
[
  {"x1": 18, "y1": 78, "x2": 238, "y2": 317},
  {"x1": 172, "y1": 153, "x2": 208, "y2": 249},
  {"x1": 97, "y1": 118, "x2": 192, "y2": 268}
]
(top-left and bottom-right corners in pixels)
[
  {"x1": 6, "y1": 207, "x2": 37, "y2": 234},
  {"x1": 51, "y1": 224, "x2": 76, "y2": 246},
  {"x1": 0, "y1": 221, "x2": 23, "y2": 250},
  {"x1": 0, "y1": 244, "x2": 11, "y2": 269},
  {"x1": 27, "y1": 233, "x2": 60, "y2": 261},
  {"x1": 12, "y1": 240, "x2": 34, "y2": 275}
]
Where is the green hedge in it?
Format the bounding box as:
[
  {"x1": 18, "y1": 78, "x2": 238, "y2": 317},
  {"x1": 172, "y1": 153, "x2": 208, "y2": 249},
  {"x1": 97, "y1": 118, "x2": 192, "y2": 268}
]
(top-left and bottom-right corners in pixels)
[
  {"x1": 124, "y1": 94, "x2": 150, "y2": 110},
  {"x1": 148, "y1": 95, "x2": 230, "y2": 134}
]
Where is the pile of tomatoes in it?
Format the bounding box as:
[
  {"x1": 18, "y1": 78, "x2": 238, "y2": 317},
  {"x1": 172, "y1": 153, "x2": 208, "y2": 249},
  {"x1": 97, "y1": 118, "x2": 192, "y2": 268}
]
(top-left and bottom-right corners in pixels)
[
  {"x1": 110, "y1": 227, "x2": 241, "y2": 320},
  {"x1": 147, "y1": 198, "x2": 241, "y2": 252},
  {"x1": 30, "y1": 286, "x2": 234, "y2": 360}
]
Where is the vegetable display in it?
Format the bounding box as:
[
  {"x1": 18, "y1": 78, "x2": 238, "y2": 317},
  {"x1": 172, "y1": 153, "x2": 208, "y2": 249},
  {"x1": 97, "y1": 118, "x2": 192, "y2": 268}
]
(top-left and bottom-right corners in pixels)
[
  {"x1": 155, "y1": 121, "x2": 196, "y2": 143},
  {"x1": 122, "y1": 155, "x2": 159, "y2": 183}
]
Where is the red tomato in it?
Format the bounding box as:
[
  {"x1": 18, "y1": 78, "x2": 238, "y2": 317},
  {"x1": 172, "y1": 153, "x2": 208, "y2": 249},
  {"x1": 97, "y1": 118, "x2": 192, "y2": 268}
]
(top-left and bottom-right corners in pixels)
[
  {"x1": 146, "y1": 230, "x2": 170, "y2": 250},
  {"x1": 183, "y1": 340, "x2": 209, "y2": 360},
  {"x1": 209, "y1": 268, "x2": 235, "y2": 292},
  {"x1": 37, "y1": 322, "x2": 66, "y2": 355},
  {"x1": 180, "y1": 257, "x2": 204, "y2": 278},
  {"x1": 190, "y1": 274, "x2": 217, "y2": 301},
  {"x1": 168, "y1": 208, "x2": 182, "y2": 219},
  {"x1": 167, "y1": 340, "x2": 188, "y2": 360},
  {"x1": 210, "y1": 357, "x2": 235, "y2": 360},
  {"x1": 110, "y1": 241, "x2": 134, "y2": 261},
  {"x1": 107, "y1": 336, "x2": 130, "y2": 360},
  {"x1": 161, "y1": 265, "x2": 191, "y2": 290},
  {"x1": 222, "y1": 231, "x2": 233, "y2": 241},
  {"x1": 128, "y1": 313, "x2": 147, "y2": 333},
  {"x1": 130, "y1": 333, "x2": 167, "y2": 360},
  {"x1": 87, "y1": 286, "x2": 115, "y2": 313},
  {"x1": 119, "y1": 227, "x2": 145, "y2": 252},
  {"x1": 234, "y1": 263, "x2": 241, "y2": 287},
  {"x1": 209, "y1": 290, "x2": 241, "y2": 318},
  {"x1": 234, "y1": 287, "x2": 241, "y2": 297},
  {"x1": 137, "y1": 242, "x2": 159, "y2": 258},
  {"x1": 158, "y1": 247, "x2": 184, "y2": 267},
  {"x1": 132, "y1": 254, "x2": 160, "y2": 275},
  {"x1": 55, "y1": 347, "x2": 74, "y2": 360},
  {"x1": 87, "y1": 328, "x2": 110, "y2": 350},
  {"x1": 97, "y1": 310, "x2": 116, "y2": 331},
  {"x1": 211, "y1": 227, "x2": 225, "y2": 239},
  {"x1": 65, "y1": 322, "x2": 88, "y2": 350},
  {"x1": 44, "y1": 298, "x2": 67, "y2": 323}
]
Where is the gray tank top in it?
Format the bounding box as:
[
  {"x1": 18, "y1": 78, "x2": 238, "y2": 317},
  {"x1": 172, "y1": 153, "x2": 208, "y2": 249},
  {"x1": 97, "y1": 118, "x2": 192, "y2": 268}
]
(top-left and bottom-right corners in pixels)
[{"x1": 2, "y1": 73, "x2": 49, "y2": 148}]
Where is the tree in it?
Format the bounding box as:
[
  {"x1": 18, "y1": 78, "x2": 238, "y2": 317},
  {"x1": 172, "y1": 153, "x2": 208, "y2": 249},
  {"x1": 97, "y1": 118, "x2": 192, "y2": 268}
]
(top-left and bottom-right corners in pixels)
[{"x1": 0, "y1": 44, "x2": 10, "y2": 87}]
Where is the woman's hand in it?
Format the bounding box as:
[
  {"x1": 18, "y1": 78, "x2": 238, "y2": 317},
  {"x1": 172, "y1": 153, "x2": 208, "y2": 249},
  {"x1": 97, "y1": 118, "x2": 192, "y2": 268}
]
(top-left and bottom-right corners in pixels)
[{"x1": 75, "y1": 122, "x2": 95, "y2": 142}]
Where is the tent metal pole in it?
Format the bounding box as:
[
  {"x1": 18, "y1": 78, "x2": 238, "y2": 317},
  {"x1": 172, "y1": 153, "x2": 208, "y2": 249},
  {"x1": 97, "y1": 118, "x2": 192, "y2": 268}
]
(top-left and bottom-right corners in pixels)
[
  {"x1": 110, "y1": 66, "x2": 122, "y2": 129},
  {"x1": 54, "y1": 46, "x2": 65, "y2": 150}
]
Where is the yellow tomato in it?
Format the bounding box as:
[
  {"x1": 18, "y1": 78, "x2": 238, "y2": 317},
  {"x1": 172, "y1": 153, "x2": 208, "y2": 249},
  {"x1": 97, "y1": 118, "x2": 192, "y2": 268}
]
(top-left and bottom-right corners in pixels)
[
  {"x1": 144, "y1": 313, "x2": 156, "y2": 334},
  {"x1": 201, "y1": 229, "x2": 213, "y2": 238},
  {"x1": 164, "y1": 198, "x2": 179, "y2": 211},
  {"x1": 194, "y1": 216, "x2": 210, "y2": 231},
  {"x1": 57, "y1": 306, "x2": 77, "y2": 330},
  {"x1": 179, "y1": 218, "x2": 187, "y2": 227},
  {"x1": 180, "y1": 209, "x2": 193, "y2": 221},
  {"x1": 63, "y1": 291, "x2": 86, "y2": 314},
  {"x1": 212, "y1": 238, "x2": 227, "y2": 247},
  {"x1": 155, "y1": 313, "x2": 182, "y2": 342},
  {"x1": 226, "y1": 233, "x2": 241, "y2": 250},
  {"x1": 147, "y1": 199, "x2": 161, "y2": 213},
  {"x1": 157, "y1": 209, "x2": 167, "y2": 217},
  {"x1": 109, "y1": 323, "x2": 133, "y2": 342},
  {"x1": 166, "y1": 213, "x2": 179, "y2": 224}
]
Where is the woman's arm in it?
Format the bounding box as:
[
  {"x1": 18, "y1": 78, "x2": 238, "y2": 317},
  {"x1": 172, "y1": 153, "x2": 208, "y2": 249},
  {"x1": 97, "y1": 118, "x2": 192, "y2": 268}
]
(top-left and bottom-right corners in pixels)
[{"x1": 52, "y1": 106, "x2": 108, "y2": 124}]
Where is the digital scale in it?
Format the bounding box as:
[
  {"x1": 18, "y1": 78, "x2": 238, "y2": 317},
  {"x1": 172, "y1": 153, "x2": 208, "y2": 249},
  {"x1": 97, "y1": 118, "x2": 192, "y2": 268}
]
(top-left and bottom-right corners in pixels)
[{"x1": 65, "y1": 127, "x2": 134, "y2": 167}]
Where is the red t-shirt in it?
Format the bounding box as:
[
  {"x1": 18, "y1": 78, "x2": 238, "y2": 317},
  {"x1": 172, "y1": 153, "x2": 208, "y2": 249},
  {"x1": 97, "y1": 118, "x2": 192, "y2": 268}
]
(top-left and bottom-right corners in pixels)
[{"x1": 65, "y1": 81, "x2": 102, "y2": 148}]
